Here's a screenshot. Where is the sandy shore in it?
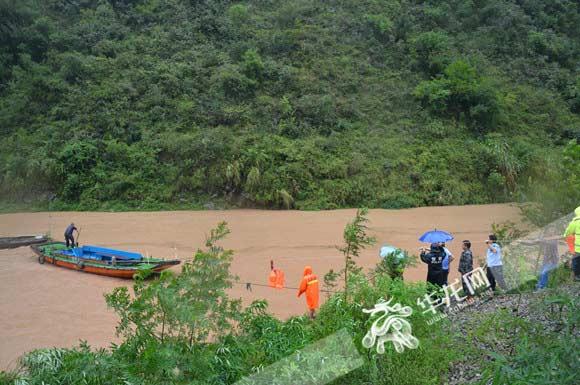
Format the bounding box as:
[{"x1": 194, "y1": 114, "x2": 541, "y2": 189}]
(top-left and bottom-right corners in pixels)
[{"x1": 0, "y1": 204, "x2": 521, "y2": 369}]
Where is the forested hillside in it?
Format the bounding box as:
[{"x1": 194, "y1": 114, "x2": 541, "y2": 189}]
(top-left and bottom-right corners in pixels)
[{"x1": 1, "y1": 0, "x2": 579, "y2": 212}]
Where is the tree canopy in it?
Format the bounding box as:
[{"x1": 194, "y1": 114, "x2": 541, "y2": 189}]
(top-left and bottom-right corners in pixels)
[{"x1": 0, "y1": 0, "x2": 578, "y2": 212}]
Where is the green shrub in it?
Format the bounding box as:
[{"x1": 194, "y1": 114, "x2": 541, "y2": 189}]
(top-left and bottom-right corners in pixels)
[
  {"x1": 411, "y1": 31, "x2": 450, "y2": 76},
  {"x1": 372, "y1": 249, "x2": 417, "y2": 281},
  {"x1": 213, "y1": 65, "x2": 257, "y2": 100},
  {"x1": 414, "y1": 60, "x2": 501, "y2": 131}
]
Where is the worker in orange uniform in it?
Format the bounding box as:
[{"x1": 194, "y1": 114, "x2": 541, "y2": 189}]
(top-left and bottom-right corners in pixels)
[
  {"x1": 268, "y1": 260, "x2": 285, "y2": 289},
  {"x1": 298, "y1": 266, "x2": 319, "y2": 319}
]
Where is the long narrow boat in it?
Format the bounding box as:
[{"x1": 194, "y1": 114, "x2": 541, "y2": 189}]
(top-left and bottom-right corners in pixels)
[
  {"x1": 0, "y1": 235, "x2": 49, "y2": 249},
  {"x1": 31, "y1": 242, "x2": 180, "y2": 279}
]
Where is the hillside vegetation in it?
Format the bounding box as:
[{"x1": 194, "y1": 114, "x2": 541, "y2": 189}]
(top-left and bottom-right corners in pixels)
[{"x1": 1, "y1": 0, "x2": 579, "y2": 212}]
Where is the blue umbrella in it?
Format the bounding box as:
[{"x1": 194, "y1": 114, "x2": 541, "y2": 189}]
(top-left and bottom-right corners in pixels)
[{"x1": 419, "y1": 229, "x2": 454, "y2": 243}]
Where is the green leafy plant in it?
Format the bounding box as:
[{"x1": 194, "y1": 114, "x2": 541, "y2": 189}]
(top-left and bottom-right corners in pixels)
[{"x1": 372, "y1": 249, "x2": 417, "y2": 281}]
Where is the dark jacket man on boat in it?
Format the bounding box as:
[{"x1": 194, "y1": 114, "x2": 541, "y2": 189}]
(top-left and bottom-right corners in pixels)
[
  {"x1": 420, "y1": 243, "x2": 446, "y2": 288},
  {"x1": 64, "y1": 223, "x2": 78, "y2": 248}
]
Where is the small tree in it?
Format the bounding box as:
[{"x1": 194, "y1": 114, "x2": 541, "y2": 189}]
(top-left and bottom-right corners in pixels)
[{"x1": 338, "y1": 208, "x2": 376, "y2": 302}]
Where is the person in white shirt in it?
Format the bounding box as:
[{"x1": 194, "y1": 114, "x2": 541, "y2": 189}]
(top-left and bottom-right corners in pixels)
[
  {"x1": 486, "y1": 234, "x2": 507, "y2": 291},
  {"x1": 440, "y1": 242, "x2": 454, "y2": 285}
]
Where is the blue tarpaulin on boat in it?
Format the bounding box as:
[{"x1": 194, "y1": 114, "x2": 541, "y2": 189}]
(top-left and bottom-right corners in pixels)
[{"x1": 60, "y1": 245, "x2": 143, "y2": 261}]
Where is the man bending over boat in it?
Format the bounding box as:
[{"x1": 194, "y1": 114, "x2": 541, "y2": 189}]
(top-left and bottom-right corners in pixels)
[{"x1": 64, "y1": 223, "x2": 78, "y2": 248}]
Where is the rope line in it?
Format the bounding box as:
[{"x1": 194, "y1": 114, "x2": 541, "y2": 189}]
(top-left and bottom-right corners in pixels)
[{"x1": 234, "y1": 281, "x2": 339, "y2": 294}]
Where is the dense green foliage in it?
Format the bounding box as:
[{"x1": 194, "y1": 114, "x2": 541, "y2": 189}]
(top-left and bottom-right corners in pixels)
[{"x1": 0, "y1": 0, "x2": 579, "y2": 210}]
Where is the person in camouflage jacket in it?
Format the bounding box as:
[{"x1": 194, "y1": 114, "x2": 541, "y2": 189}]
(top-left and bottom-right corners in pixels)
[{"x1": 458, "y1": 240, "x2": 474, "y2": 298}]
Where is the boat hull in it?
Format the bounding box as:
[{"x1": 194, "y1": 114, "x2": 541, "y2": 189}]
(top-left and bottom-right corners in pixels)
[
  {"x1": 0, "y1": 236, "x2": 49, "y2": 249},
  {"x1": 31, "y1": 243, "x2": 180, "y2": 279}
]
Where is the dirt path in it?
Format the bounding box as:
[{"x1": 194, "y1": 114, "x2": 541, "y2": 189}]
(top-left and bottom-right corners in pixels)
[{"x1": 0, "y1": 204, "x2": 521, "y2": 369}]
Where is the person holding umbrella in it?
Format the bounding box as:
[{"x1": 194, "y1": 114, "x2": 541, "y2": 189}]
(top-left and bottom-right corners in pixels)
[
  {"x1": 420, "y1": 243, "x2": 447, "y2": 288},
  {"x1": 418, "y1": 229, "x2": 454, "y2": 288}
]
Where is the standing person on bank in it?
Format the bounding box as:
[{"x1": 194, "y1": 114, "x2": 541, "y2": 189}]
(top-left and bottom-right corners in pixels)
[
  {"x1": 420, "y1": 243, "x2": 446, "y2": 288},
  {"x1": 64, "y1": 223, "x2": 78, "y2": 248},
  {"x1": 298, "y1": 266, "x2": 319, "y2": 319},
  {"x1": 486, "y1": 234, "x2": 507, "y2": 292},
  {"x1": 458, "y1": 240, "x2": 474, "y2": 298},
  {"x1": 564, "y1": 206, "x2": 580, "y2": 281},
  {"x1": 440, "y1": 242, "x2": 454, "y2": 285}
]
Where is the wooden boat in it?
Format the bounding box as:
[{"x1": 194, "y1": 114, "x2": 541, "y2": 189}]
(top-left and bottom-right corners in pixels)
[
  {"x1": 0, "y1": 235, "x2": 49, "y2": 249},
  {"x1": 31, "y1": 242, "x2": 180, "y2": 279}
]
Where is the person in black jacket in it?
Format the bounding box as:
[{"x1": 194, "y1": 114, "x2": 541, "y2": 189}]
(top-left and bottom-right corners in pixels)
[
  {"x1": 64, "y1": 223, "x2": 78, "y2": 248},
  {"x1": 420, "y1": 243, "x2": 446, "y2": 288}
]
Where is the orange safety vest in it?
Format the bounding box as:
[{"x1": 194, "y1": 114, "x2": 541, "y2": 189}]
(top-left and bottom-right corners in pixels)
[
  {"x1": 566, "y1": 234, "x2": 575, "y2": 253},
  {"x1": 298, "y1": 266, "x2": 319, "y2": 310}
]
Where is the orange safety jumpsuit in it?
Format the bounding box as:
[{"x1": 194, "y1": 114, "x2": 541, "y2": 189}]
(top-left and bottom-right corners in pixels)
[
  {"x1": 268, "y1": 268, "x2": 285, "y2": 289},
  {"x1": 297, "y1": 266, "x2": 319, "y2": 310}
]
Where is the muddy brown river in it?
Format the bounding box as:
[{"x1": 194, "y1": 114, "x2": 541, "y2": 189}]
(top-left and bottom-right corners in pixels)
[{"x1": 0, "y1": 204, "x2": 521, "y2": 369}]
